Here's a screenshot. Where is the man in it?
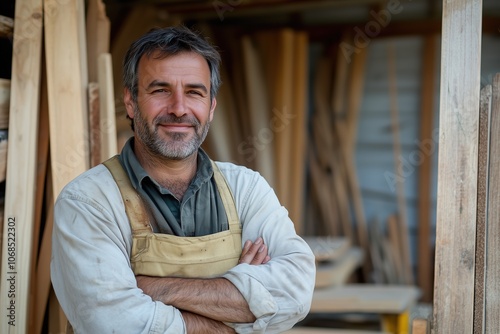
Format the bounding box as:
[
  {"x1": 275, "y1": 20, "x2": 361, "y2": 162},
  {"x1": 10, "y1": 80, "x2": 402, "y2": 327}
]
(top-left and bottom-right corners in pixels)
[{"x1": 51, "y1": 26, "x2": 315, "y2": 333}]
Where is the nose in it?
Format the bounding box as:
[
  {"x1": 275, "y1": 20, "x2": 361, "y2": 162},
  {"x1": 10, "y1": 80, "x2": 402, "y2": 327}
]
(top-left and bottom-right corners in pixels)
[{"x1": 168, "y1": 91, "x2": 187, "y2": 117}]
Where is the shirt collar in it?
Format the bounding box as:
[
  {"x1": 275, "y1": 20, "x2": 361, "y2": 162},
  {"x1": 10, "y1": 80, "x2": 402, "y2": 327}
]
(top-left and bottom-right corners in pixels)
[{"x1": 118, "y1": 137, "x2": 214, "y2": 195}]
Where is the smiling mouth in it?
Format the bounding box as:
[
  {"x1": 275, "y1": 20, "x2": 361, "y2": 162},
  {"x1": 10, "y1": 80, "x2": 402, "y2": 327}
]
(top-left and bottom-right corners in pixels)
[{"x1": 159, "y1": 124, "x2": 194, "y2": 132}]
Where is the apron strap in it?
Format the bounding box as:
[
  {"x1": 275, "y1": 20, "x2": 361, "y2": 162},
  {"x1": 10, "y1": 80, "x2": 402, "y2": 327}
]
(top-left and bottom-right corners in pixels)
[
  {"x1": 211, "y1": 160, "x2": 241, "y2": 230},
  {"x1": 104, "y1": 155, "x2": 240, "y2": 234},
  {"x1": 103, "y1": 156, "x2": 153, "y2": 234}
]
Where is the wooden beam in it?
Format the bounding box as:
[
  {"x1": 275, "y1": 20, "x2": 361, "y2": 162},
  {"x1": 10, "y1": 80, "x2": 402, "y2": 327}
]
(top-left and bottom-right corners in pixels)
[
  {"x1": 98, "y1": 53, "x2": 118, "y2": 161},
  {"x1": 86, "y1": 0, "x2": 110, "y2": 82},
  {"x1": 288, "y1": 31, "x2": 308, "y2": 232},
  {"x1": 45, "y1": 0, "x2": 90, "y2": 196},
  {"x1": 0, "y1": 0, "x2": 43, "y2": 332},
  {"x1": 272, "y1": 29, "x2": 295, "y2": 211},
  {"x1": 241, "y1": 35, "x2": 275, "y2": 184},
  {"x1": 417, "y1": 34, "x2": 438, "y2": 303},
  {"x1": 485, "y1": 74, "x2": 500, "y2": 333},
  {"x1": 387, "y1": 41, "x2": 413, "y2": 285},
  {"x1": 473, "y1": 84, "x2": 491, "y2": 333},
  {"x1": 28, "y1": 62, "x2": 50, "y2": 334},
  {"x1": 33, "y1": 167, "x2": 54, "y2": 334},
  {"x1": 88, "y1": 82, "x2": 101, "y2": 167},
  {"x1": 433, "y1": 0, "x2": 483, "y2": 332}
]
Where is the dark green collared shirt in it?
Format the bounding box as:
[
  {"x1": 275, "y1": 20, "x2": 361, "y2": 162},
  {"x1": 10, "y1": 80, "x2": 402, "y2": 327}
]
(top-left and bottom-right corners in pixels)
[{"x1": 118, "y1": 137, "x2": 228, "y2": 236}]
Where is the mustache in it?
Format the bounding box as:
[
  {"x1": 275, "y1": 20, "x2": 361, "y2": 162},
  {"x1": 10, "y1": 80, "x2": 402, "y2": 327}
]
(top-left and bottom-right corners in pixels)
[{"x1": 154, "y1": 114, "x2": 200, "y2": 127}]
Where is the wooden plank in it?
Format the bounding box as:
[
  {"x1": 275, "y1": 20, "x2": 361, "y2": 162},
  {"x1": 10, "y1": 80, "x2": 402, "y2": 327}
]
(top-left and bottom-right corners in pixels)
[
  {"x1": 433, "y1": 0, "x2": 483, "y2": 332},
  {"x1": 485, "y1": 74, "x2": 500, "y2": 333},
  {"x1": 0, "y1": 132, "x2": 7, "y2": 182},
  {"x1": 28, "y1": 63, "x2": 50, "y2": 334},
  {"x1": 417, "y1": 34, "x2": 438, "y2": 303},
  {"x1": 86, "y1": 0, "x2": 110, "y2": 82},
  {"x1": 412, "y1": 318, "x2": 429, "y2": 334},
  {"x1": 288, "y1": 31, "x2": 308, "y2": 232},
  {"x1": 34, "y1": 168, "x2": 55, "y2": 334},
  {"x1": 286, "y1": 328, "x2": 388, "y2": 334},
  {"x1": 474, "y1": 84, "x2": 491, "y2": 333},
  {"x1": 45, "y1": 2, "x2": 90, "y2": 329},
  {"x1": 340, "y1": 45, "x2": 370, "y2": 279},
  {"x1": 45, "y1": 0, "x2": 90, "y2": 196},
  {"x1": 0, "y1": 78, "x2": 10, "y2": 129},
  {"x1": 387, "y1": 215, "x2": 405, "y2": 284},
  {"x1": 271, "y1": 30, "x2": 295, "y2": 211},
  {"x1": 315, "y1": 247, "x2": 363, "y2": 288},
  {"x1": 311, "y1": 284, "x2": 420, "y2": 314},
  {"x1": 241, "y1": 35, "x2": 275, "y2": 184},
  {"x1": 0, "y1": 0, "x2": 43, "y2": 332},
  {"x1": 387, "y1": 41, "x2": 413, "y2": 285},
  {"x1": 98, "y1": 53, "x2": 118, "y2": 162},
  {"x1": 88, "y1": 82, "x2": 101, "y2": 167}
]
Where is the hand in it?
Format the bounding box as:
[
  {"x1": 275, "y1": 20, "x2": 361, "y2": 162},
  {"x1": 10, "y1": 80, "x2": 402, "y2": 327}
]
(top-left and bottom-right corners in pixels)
[{"x1": 239, "y1": 237, "x2": 271, "y2": 265}]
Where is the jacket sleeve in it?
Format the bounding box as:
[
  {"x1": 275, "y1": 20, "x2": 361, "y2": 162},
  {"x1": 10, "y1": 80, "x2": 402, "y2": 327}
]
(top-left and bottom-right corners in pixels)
[
  {"x1": 50, "y1": 167, "x2": 186, "y2": 334},
  {"x1": 220, "y1": 164, "x2": 316, "y2": 333}
]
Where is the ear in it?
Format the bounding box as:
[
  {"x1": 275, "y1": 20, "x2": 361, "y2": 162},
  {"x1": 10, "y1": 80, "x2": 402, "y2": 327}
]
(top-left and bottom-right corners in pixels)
[
  {"x1": 209, "y1": 98, "x2": 217, "y2": 122},
  {"x1": 123, "y1": 88, "x2": 135, "y2": 119}
]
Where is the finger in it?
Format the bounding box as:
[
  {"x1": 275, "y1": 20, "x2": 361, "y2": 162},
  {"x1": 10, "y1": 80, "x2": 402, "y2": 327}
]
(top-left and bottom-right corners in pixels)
[
  {"x1": 262, "y1": 255, "x2": 271, "y2": 264},
  {"x1": 249, "y1": 243, "x2": 268, "y2": 265},
  {"x1": 240, "y1": 240, "x2": 252, "y2": 258},
  {"x1": 239, "y1": 237, "x2": 263, "y2": 264}
]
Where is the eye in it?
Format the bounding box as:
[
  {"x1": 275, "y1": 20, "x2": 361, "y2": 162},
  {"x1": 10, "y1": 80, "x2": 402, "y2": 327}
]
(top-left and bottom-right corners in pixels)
[
  {"x1": 188, "y1": 90, "x2": 203, "y2": 96},
  {"x1": 152, "y1": 89, "x2": 167, "y2": 94}
]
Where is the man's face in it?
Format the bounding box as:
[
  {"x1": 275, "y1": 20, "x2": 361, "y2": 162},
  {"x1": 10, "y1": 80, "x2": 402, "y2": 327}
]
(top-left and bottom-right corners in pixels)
[{"x1": 125, "y1": 51, "x2": 216, "y2": 160}]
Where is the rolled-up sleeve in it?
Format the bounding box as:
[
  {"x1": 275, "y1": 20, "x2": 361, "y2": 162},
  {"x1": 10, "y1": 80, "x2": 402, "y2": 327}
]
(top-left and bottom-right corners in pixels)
[
  {"x1": 50, "y1": 166, "x2": 186, "y2": 334},
  {"x1": 219, "y1": 163, "x2": 316, "y2": 333}
]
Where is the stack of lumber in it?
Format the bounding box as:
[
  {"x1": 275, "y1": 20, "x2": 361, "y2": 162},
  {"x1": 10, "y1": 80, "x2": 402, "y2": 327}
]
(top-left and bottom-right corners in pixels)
[
  {"x1": 202, "y1": 28, "x2": 310, "y2": 235},
  {"x1": 306, "y1": 35, "x2": 371, "y2": 281},
  {"x1": 0, "y1": 1, "x2": 117, "y2": 332}
]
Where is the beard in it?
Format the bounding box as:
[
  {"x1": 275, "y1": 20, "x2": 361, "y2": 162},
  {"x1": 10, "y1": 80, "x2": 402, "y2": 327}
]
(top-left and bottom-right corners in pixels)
[{"x1": 133, "y1": 104, "x2": 210, "y2": 160}]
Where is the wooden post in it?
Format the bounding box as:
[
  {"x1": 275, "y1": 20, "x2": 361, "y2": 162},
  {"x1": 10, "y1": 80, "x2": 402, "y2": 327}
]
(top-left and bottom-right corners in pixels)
[
  {"x1": 0, "y1": 0, "x2": 43, "y2": 333},
  {"x1": 484, "y1": 74, "x2": 500, "y2": 333},
  {"x1": 433, "y1": 0, "x2": 483, "y2": 333}
]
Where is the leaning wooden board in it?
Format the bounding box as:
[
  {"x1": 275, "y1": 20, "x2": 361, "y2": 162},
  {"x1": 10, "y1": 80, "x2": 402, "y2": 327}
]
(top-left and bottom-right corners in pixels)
[
  {"x1": 45, "y1": 0, "x2": 90, "y2": 196},
  {"x1": 433, "y1": 0, "x2": 482, "y2": 332},
  {"x1": 474, "y1": 84, "x2": 491, "y2": 333},
  {"x1": 44, "y1": 0, "x2": 90, "y2": 331},
  {"x1": 0, "y1": 0, "x2": 43, "y2": 333},
  {"x1": 485, "y1": 74, "x2": 500, "y2": 333}
]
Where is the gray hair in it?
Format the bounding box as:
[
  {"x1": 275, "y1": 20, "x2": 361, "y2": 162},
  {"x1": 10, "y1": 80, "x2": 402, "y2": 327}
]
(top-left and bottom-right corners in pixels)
[{"x1": 122, "y1": 26, "x2": 222, "y2": 103}]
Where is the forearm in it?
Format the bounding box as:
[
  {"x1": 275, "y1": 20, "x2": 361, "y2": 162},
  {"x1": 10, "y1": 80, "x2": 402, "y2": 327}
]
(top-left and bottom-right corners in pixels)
[
  {"x1": 181, "y1": 311, "x2": 235, "y2": 334},
  {"x1": 137, "y1": 276, "x2": 255, "y2": 323}
]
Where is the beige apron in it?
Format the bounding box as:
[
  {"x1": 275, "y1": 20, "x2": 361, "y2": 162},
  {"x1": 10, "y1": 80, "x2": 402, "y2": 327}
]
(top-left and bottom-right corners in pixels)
[
  {"x1": 102, "y1": 155, "x2": 242, "y2": 278},
  {"x1": 66, "y1": 157, "x2": 242, "y2": 333}
]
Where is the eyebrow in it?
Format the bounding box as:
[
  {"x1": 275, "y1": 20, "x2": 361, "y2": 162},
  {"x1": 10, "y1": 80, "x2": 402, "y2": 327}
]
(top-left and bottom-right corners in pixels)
[{"x1": 146, "y1": 80, "x2": 208, "y2": 94}]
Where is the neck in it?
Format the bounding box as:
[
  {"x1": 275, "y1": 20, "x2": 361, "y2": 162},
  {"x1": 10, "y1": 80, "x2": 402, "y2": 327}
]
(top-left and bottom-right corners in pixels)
[{"x1": 133, "y1": 139, "x2": 198, "y2": 200}]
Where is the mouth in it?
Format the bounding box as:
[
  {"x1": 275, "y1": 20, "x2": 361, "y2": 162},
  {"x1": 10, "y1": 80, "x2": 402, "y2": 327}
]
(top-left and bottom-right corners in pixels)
[{"x1": 158, "y1": 123, "x2": 194, "y2": 133}]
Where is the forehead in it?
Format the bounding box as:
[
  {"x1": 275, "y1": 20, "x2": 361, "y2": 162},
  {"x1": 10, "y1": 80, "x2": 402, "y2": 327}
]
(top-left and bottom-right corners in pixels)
[{"x1": 137, "y1": 51, "x2": 211, "y2": 83}]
